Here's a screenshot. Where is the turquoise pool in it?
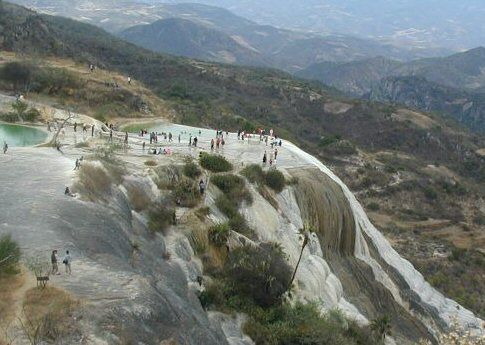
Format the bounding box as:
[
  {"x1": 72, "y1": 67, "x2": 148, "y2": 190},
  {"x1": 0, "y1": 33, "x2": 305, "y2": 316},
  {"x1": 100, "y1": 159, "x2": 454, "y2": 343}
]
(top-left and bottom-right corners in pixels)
[{"x1": 0, "y1": 123, "x2": 47, "y2": 147}]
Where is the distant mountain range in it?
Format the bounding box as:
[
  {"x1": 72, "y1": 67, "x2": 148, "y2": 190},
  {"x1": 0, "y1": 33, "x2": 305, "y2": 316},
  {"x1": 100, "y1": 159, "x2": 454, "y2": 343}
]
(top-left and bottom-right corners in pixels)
[
  {"x1": 9, "y1": 0, "x2": 452, "y2": 72},
  {"x1": 296, "y1": 47, "x2": 485, "y2": 133},
  {"x1": 156, "y1": 0, "x2": 485, "y2": 51}
]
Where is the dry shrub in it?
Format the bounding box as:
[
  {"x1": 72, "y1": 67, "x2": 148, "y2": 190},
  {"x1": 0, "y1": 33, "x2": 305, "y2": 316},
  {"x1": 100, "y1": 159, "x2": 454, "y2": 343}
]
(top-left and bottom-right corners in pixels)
[
  {"x1": 153, "y1": 165, "x2": 182, "y2": 190},
  {"x1": 21, "y1": 287, "x2": 80, "y2": 343},
  {"x1": 188, "y1": 226, "x2": 209, "y2": 256},
  {"x1": 74, "y1": 162, "x2": 112, "y2": 201},
  {"x1": 202, "y1": 246, "x2": 228, "y2": 276},
  {"x1": 0, "y1": 273, "x2": 25, "y2": 325},
  {"x1": 144, "y1": 160, "x2": 157, "y2": 167},
  {"x1": 126, "y1": 184, "x2": 150, "y2": 212}
]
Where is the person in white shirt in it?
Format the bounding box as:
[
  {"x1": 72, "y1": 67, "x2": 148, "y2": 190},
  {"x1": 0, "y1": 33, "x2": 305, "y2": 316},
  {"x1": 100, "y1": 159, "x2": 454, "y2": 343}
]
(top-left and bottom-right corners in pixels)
[{"x1": 63, "y1": 250, "x2": 72, "y2": 275}]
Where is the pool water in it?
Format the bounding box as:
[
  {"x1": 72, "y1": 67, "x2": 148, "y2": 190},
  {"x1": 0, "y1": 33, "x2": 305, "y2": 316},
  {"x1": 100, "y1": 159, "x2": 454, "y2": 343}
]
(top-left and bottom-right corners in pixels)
[
  {"x1": 0, "y1": 124, "x2": 47, "y2": 147},
  {"x1": 125, "y1": 122, "x2": 219, "y2": 141}
]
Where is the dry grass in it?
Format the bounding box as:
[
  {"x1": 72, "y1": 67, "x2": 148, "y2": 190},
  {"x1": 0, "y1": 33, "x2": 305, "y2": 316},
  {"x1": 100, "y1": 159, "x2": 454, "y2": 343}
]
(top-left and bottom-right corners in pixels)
[
  {"x1": 21, "y1": 287, "x2": 80, "y2": 343},
  {"x1": 145, "y1": 160, "x2": 158, "y2": 167},
  {"x1": 74, "y1": 162, "x2": 112, "y2": 201},
  {"x1": 0, "y1": 273, "x2": 25, "y2": 326},
  {"x1": 126, "y1": 184, "x2": 151, "y2": 212},
  {"x1": 188, "y1": 226, "x2": 209, "y2": 255}
]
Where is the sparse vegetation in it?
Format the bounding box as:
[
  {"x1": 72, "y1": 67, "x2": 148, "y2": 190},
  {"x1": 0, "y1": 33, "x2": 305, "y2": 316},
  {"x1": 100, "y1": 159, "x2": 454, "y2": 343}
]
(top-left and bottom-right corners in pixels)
[
  {"x1": 74, "y1": 163, "x2": 112, "y2": 201},
  {"x1": 265, "y1": 170, "x2": 286, "y2": 193},
  {"x1": 20, "y1": 287, "x2": 80, "y2": 344},
  {"x1": 0, "y1": 234, "x2": 20, "y2": 276},
  {"x1": 242, "y1": 164, "x2": 286, "y2": 193},
  {"x1": 199, "y1": 153, "x2": 232, "y2": 173},
  {"x1": 172, "y1": 177, "x2": 201, "y2": 207},
  {"x1": 208, "y1": 223, "x2": 230, "y2": 247},
  {"x1": 241, "y1": 164, "x2": 265, "y2": 184},
  {"x1": 126, "y1": 184, "x2": 151, "y2": 212},
  {"x1": 183, "y1": 160, "x2": 201, "y2": 179},
  {"x1": 148, "y1": 205, "x2": 175, "y2": 234},
  {"x1": 144, "y1": 159, "x2": 157, "y2": 167},
  {"x1": 211, "y1": 174, "x2": 252, "y2": 204}
]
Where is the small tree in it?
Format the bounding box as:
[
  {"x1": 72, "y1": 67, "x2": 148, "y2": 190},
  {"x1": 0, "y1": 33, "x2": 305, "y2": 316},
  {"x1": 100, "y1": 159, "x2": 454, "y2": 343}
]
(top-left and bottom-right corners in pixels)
[
  {"x1": 371, "y1": 315, "x2": 392, "y2": 341},
  {"x1": 11, "y1": 100, "x2": 28, "y2": 122},
  {"x1": 47, "y1": 110, "x2": 74, "y2": 147},
  {"x1": 288, "y1": 223, "x2": 314, "y2": 290},
  {"x1": 224, "y1": 242, "x2": 292, "y2": 308},
  {"x1": 0, "y1": 62, "x2": 33, "y2": 92}
]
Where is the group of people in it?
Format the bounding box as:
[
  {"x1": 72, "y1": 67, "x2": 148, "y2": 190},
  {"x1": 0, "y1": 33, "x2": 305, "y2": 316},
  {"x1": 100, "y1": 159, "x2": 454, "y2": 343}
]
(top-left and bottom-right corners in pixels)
[
  {"x1": 51, "y1": 250, "x2": 72, "y2": 275},
  {"x1": 146, "y1": 131, "x2": 174, "y2": 144},
  {"x1": 73, "y1": 156, "x2": 84, "y2": 170},
  {"x1": 262, "y1": 148, "x2": 279, "y2": 167}
]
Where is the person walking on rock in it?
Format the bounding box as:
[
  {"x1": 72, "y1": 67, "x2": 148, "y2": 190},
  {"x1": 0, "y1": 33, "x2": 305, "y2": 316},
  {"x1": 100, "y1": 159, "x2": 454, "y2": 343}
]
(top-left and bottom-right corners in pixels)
[
  {"x1": 51, "y1": 250, "x2": 59, "y2": 275},
  {"x1": 263, "y1": 151, "x2": 267, "y2": 165},
  {"x1": 63, "y1": 250, "x2": 72, "y2": 275},
  {"x1": 199, "y1": 180, "x2": 206, "y2": 195},
  {"x1": 3, "y1": 141, "x2": 7, "y2": 154},
  {"x1": 91, "y1": 125, "x2": 95, "y2": 137}
]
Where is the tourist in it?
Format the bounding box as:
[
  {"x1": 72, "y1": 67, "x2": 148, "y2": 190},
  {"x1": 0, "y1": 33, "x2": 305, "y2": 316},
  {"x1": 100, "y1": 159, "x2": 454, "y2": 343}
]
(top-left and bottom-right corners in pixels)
[
  {"x1": 178, "y1": 134, "x2": 181, "y2": 143},
  {"x1": 109, "y1": 130, "x2": 113, "y2": 142},
  {"x1": 74, "y1": 159, "x2": 80, "y2": 170},
  {"x1": 74, "y1": 122, "x2": 77, "y2": 132},
  {"x1": 47, "y1": 122, "x2": 51, "y2": 132},
  {"x1": 64, "y1": 186, "x2": 73, "y2": 197},
  {"x1": 263, "y1": 151, "x2": 267, "y2": 165},
  {"x1": 62, "y1": 250, "x2": 72, "y2": 275},
  {"x1": 274, "y1": 148, "x2": 278, "y2": 160},
  {"x1": 211, "y1": 139, "x2": 215, "y2": 151},
  {"x1": 51, "y1": 250, "x2": 59, "y2": 275},
  {"x1": 125, "y1": 132, "x2": 128, "y2": 144},
  {"x1": 189, "y1": 135, "x2": 192, "y2": 146},
  {"x1": 3, "y1": 141, "x2": 7, "y2": 154},
  {"x1": 142, "y1": 141, "x2": 146, "y2": 150},
  {"x1": 193, "y1": 137, "x2": 198, "y2": 147},
  {"x1": 199, "y1": 180, "x2": 206, "y2": 195},
  {"x1": 91, "y1": 125, "x2": 95, "y2": 137},
  {"x1": 169, "y1": 132, "x2": 173, "y2": 142},
  {"x1": 279, "y1": 140, "x2": 282, "y2": 147}
]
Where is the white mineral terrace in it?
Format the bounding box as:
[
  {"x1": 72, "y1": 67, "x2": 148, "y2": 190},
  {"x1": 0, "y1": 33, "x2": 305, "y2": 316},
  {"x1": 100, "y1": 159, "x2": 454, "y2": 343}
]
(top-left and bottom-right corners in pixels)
[{"x1": 0, "y1": 96, "x2": 483, "y2": 343}]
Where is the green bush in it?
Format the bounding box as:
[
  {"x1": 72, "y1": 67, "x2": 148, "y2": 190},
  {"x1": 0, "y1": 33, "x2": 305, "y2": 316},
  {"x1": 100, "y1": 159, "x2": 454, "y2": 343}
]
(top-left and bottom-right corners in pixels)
[
  {"x1": 183, "y1": 161, "x2": 201, "y2": 179},
  {"x1": 209, "y1": 223, "x2": 230, "y2": 247},
  {"x1": 423, "y1": 185, "x2": 438, "y2": 200},
  {"x1": 241, "y1": 164, "x2": 265, "y2": 184},
  {"x1": 199, "y1": 153, "x2": 232, "y2": 172},
  {"x1": 224, "y1": 243, "x2": 291, "y2": 308},
  {"x1": 0, "y1": 61, "x2": 33, "y2": 91},
  {"x1": 215, "y1": 195, "x2": 239, "y2": 219},
  {"x1": 244, "y1": 303, "x2": 378, "y2": 345},
  {"x1": 215, "y1": 193, "x2": 253, "y2": 238},
  {"x1": 148, "y1": 206, "x2": 175, "y2": 234},
  {"x1": 367, "y1": 202, "x2": 380, "y2": 211},
  {"x1": 212, "y1": 174, "x2": 252, "y2": 204},
  {"x1": 0, "y1": 234, "x2": 21, "y2": 276},
  {"x1": 265, "y1": 170, "x2": 286, "y2": 193}
]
